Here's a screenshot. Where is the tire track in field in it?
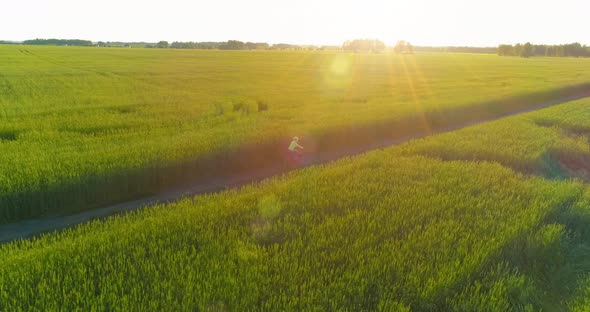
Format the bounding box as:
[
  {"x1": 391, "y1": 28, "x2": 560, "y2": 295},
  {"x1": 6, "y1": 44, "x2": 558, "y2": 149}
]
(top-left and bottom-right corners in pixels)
[{"x1": 2, "y1": 89, "x2": 590, "y2": 243}]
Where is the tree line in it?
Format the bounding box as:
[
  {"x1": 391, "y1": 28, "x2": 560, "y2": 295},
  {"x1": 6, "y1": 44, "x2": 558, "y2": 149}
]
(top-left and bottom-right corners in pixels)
[
  {"x1": 14, "y1": 38, "x2": 590, "y2": 58},
  {"x1": 413, "y1": 46, "x2": 496, "y2": 54},
  {"x1": 95, "y1": 42, "x2": 153, "y2": 48},
  {"x1": 498, "y1": 42, "x2": 590, "y2": 58},
  {"x1": 341, "y1": 39, "x2": 415, "y2": 53},
  {"x1": 22, "y1": 39, "x2": 93, "y2": 46},
  {"x1": 343, "y1": 39, "x2": 386, "y2": 52},
  {"x1": 149, "y1": 40, "x2": 306, "y2": 50}
]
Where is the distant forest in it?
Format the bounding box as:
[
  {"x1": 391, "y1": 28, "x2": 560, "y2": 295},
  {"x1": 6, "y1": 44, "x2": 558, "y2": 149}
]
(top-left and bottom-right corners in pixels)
[
  {"x1": 498, "y1": 42, "x2": 590, "y2": 58},
  {"x1": 156, "y1": 40, "x2": 307, "y2": 50},
  {"x1": 413, "y1": 46, "x2": 497, "y2": 54},
  {"x1": 22, "y1": 39, "x2": 93, "y2": 46},
  {"x1": 7, "y1": 38, "x2": 590, "y2": 58},
  {"x1": 12, "y1": 38, "x2": 497, "y2": 54}
]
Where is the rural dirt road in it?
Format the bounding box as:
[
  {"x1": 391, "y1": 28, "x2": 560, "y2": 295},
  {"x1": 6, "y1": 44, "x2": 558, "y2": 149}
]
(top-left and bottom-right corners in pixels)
[{"x1": 3, "y1": 90, "x2": 590, "y2": 244}]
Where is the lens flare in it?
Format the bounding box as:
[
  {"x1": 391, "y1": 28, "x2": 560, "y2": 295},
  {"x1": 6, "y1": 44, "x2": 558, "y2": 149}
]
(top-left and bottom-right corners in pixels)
[{"x1": 330, "y1": 54, "x2": 352, "y2": 75}]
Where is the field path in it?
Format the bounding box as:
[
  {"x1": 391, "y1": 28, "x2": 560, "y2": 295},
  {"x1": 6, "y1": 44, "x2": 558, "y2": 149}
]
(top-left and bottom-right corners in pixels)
[{"x1": 3, "y1": 89, "x2": 590, "y2": 243}]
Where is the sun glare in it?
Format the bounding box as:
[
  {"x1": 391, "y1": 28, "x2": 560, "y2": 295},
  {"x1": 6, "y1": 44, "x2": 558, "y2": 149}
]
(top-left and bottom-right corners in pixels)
[{"x1": 330, "y1": 54, "x2": 352, "y2": 75}]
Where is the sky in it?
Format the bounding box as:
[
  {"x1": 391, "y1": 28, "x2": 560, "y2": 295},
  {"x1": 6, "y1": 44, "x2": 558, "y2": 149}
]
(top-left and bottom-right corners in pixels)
[{"x1": 3, "y1": 0, "x2": 589, "y2": 46}]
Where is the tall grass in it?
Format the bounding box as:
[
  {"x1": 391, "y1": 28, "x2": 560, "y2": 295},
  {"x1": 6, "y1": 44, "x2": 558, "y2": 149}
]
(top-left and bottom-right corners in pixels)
[
  {"x1": 4, "y1": 98, "x2": 590, "y2": 310},
  {"x1": 3, "y1": 46, "x2": 590, "y2": 222}
]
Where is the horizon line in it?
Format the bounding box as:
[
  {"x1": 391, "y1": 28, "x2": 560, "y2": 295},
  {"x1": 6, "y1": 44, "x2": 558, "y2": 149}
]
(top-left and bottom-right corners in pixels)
[{"x1": 5, "y1": 38, "x2": 589, "y2": 48}]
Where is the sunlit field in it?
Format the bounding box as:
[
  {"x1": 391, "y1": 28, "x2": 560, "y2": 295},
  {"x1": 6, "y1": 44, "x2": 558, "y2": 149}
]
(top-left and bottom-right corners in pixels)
[
  {"x1": 2, "y1": 45, "x2": 590, "y2": 223},
  {"x1": 5, "y1": 98, "x2": 590, "y2": 311}
]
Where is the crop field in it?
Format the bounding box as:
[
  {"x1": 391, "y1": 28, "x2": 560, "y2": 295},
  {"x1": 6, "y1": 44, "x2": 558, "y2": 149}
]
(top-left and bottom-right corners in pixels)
[
  {"x1": 3, "y1": 45, "x2": 590, "y2": 223},
  {"x1": 4, "y1": 97, "x2": 590, "y2": 310}
]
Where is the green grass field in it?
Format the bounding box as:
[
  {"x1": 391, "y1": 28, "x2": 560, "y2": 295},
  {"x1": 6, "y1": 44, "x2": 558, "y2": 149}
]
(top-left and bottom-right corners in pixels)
[
  {"x1": 4, "y1": 96, "x2": 590, "y2": 311},
  {"x1": 3, "y1": 45, "x2": 590, "y2": 223}
]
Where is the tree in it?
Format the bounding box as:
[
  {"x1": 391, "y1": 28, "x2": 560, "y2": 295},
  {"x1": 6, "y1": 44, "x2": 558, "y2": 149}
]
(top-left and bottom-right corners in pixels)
[
  {"x1": 271, "y1": 43, "x2": 297, "y2": 50},
  {"x1": 156, "y1": 41, "x2": 169, "y2": 49},
  {"x1": 391, "y1": 40, "x2": 414, "y2": 54},
  {"x1": 545, "y1": 46, "x2": 554, "y2": 56},
  {"x1": 568, "y1": 42, "x2": 585, "y2": 57},
  {"x1": 343, "y1": 39, "x2": 385, "y2": 52},
  {"x1": 557, "y1": 45, "x2": 565, "y2": 57},
  {"x1": 393, "y1": 40, "x2": 406, "y2": 53},
  {"x1": 498, "y1": 44, "x2": 515, "y2": 56},
  {"x1": 533, "y1": 44, "x2": 546, "y2": 56},
  {"x1": 520, "y1": 42, "x2": 533, "y2": 58},
  {"x1": 22, "y1": 39, "x2": 92, "y2": 46},
  {"x1": 513, "y1": 43, "x2": 523, "y2": 57},
  {"x1": 244, "y1": 42, "x2": 269, "y2": 50},
  {"x1": 219, "y1": 40, "x2": 245, "y2": 50}
]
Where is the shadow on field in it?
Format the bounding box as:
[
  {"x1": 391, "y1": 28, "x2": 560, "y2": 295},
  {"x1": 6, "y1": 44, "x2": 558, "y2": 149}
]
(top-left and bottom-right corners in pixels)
[
  {"x1": 3, "y1": 83, "x2": 590, "y2": 237},
  {"x1": 397, "y1": 123, "x2": 590, "y2": 310},
  {"x1": 408, "y1": 117, "x2": 590, "y2": 185},
  {"x1": 0, "y1": 130, "x2": 18, "y2": 142},
  {"x1": 456, "y1": 192, "x2": 590, "y2": 311},
  {"x1": 541, "y1": 149, "x2": 590, "y2": 182},
  {"x1": 400, "y1": 182, "x2": 590, "y2": 311},
  {"x1": 533, "y1": 120, "x2": 590, "y2": 182}
]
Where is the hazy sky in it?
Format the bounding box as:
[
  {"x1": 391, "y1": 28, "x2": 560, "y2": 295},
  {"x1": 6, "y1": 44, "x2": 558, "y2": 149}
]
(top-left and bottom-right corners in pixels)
[{"x1": 3, "y1": 0, "x2": 589, "y2": 46}]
